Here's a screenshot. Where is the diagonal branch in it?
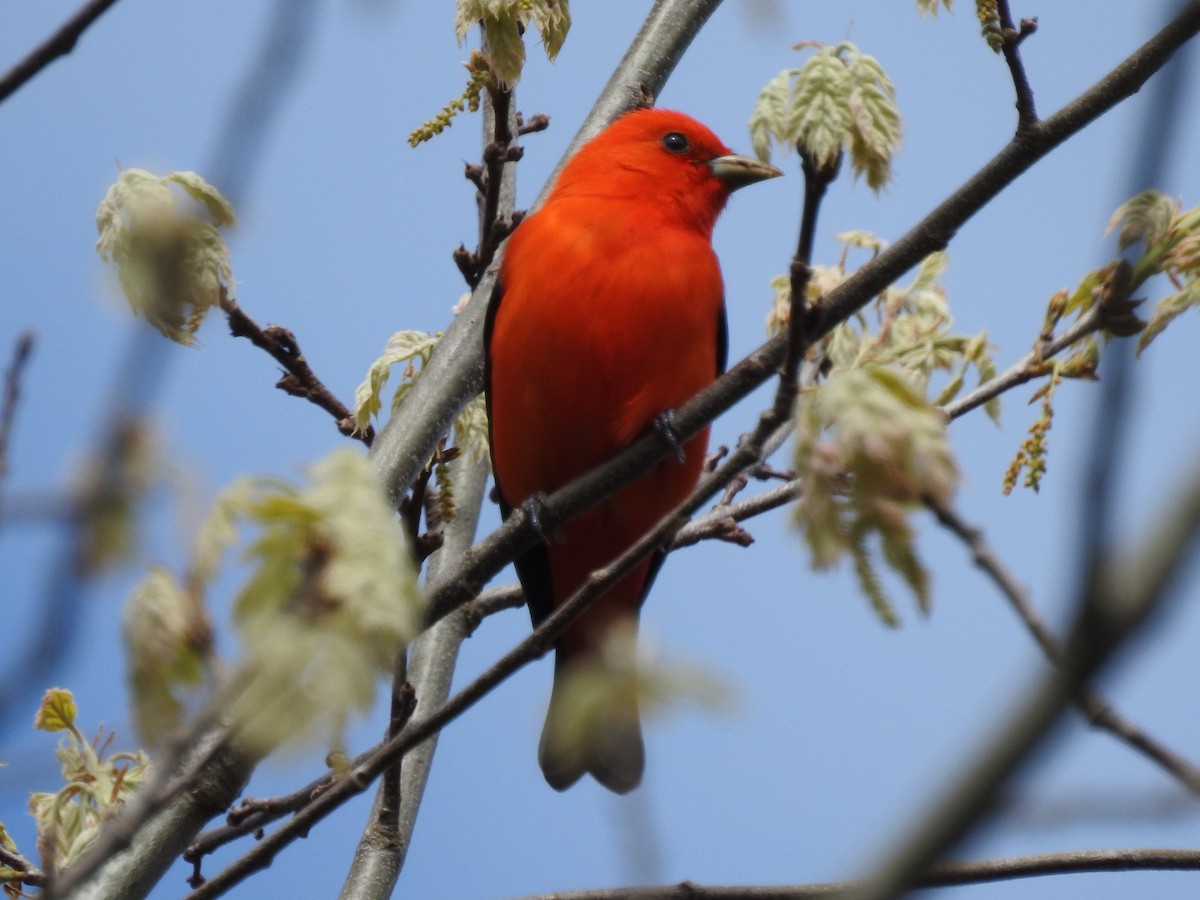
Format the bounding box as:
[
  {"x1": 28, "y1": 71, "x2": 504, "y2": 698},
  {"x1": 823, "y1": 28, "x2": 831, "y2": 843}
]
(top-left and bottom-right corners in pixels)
[
  {"x1": 0, "y1": 0, "x2": 121, "y2": 105},
  {"x1": 219, "y1": 289, "x2": 371, "y2": 444},
  {"x1": 928, "y1": 499, "x2": 1200, "y2": 794}
]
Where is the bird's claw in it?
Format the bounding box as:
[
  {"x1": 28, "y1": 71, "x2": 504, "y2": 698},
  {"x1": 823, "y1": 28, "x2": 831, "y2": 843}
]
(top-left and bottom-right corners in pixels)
[
  {"x1": 653, "y1": 410, "x2": 687, "y2": 463},
  {"x1": 520, "y1": 492, "x2": 554, "y2": 542}
]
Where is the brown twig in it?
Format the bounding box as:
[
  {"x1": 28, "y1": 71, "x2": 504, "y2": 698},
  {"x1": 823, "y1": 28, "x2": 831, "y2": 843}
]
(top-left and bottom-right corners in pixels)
[
  {"x1": 995, "y1": 0, "x2": 1039, "y2": 129},
  {"x1": 462, "y1": 583, "x2": 526, "y2": 635},
  {"x1": 941, "y1": 303, "x2": 1105, "y2": 421},
  {"x1": 517, "y1": 112, "x2": 551, "y2": 136},
  {"x1": 456, "y1": 86, "x2": 534, "y2": 288},
  {"x1": 0, "y1": 0, "x2": 121, "y2": 104},
  {"x1": 184, "y1": 774, "x2": 337, "y2": 885},
  {"x1": 783, "y1": 148, "x2": 838, "y2": 387},
  {"x1": 217, "y1": 288, "x2": 372, "y2": 445},
  {"x1": 674, "y1": 479, "x2": 801, "y2": 550},
  {"x1": 376, "y1": 663, "x2": 415, "y2": 835}
]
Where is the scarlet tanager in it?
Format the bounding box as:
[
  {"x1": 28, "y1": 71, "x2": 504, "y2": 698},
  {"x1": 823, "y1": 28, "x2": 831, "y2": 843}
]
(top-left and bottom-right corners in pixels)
[{"x1": 485, "y1": 108, "x2": 780, "y2": 793}]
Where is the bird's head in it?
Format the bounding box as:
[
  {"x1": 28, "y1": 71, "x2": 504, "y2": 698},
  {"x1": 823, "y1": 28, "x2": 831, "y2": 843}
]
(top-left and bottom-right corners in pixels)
[{"x1": 550, "y1": 107, "x2": 781, "y2": 234}]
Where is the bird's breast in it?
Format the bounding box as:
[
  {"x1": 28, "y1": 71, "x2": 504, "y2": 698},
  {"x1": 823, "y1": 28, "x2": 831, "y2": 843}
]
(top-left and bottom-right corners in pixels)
[{"x1": 489, "y1": 201, "x2": 725, "y2": 503}]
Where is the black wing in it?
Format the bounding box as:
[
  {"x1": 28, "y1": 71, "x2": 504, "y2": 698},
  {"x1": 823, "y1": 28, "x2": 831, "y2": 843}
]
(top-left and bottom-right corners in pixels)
[{"x1": 483, "y1": 278, "x2": 558, "y2": 628}]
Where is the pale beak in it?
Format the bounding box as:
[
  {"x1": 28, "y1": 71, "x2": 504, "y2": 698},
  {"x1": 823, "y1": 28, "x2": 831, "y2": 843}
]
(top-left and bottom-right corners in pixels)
[{"x1": 709, "y1": 153, "x2": 783, "y2": 190}]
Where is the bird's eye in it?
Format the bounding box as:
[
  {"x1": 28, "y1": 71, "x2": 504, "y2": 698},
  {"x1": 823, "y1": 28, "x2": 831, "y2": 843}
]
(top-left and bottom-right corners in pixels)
[{"x1": 661, "y1": 131, "x2": 690, "y2": 154}]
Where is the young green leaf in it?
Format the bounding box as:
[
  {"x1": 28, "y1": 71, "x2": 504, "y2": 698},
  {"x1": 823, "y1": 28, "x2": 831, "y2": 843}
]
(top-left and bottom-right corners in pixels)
[
  {"x1": 122, "y1": 567, "x2": 211, "y2": 744},
  {"x1": 750, "y1": 43, "x2": 902, "y2": 192},
  {"x1": 27, "y1": 693, "x2": 149, "y2": 870},
  {"x1": 95, "y1": 169, "x2": 235, "y2": 346},
  {"x1": 222, "y1": 450, "x2": 424, "y2": 752},
  {"x1": 916, "y1": 0, "x2": 954, "y2": 15},
  {"x1": 455, "y1": 0, "x2": 571, "y2": 88},
  {"x1": 793, "y1": 366, "x2": 958, "y2": 620}
]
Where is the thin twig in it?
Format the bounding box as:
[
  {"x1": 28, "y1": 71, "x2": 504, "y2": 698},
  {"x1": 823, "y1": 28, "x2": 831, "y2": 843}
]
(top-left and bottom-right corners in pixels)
[
  {"x1": 0, "y1": 0, "x2": 121, "y2": 104},
  {"x1": 508, "y1": 848, "x2": 1200, "y2": 899},
  {"x1": 0, "y1": 843, "x2": 46, "y2": 889},
  {"x1": 218, "y1": 288, "x2": 372, "y2": 444},
  {"x1": 184, "y1": 775, "x2": 336, "y2": 882},
  {"x1": 928, "y1": 499, "x2": 1200, "y2": 793},
  {"x1": 377, "y1": 663, "x2": 414, "y2": 827},
  {"x1": 673, "y1": 479, "x2": 801, "y2": 549},
  {"x1": 783, "y1": 149, "x2": 838, "y2": 386},
  {"x1": 995, "y1": 0, "x2": 1039, "y2": 128},
  {"x1": 941, "y1": 303, "x2": 1104, "y2": 420}
]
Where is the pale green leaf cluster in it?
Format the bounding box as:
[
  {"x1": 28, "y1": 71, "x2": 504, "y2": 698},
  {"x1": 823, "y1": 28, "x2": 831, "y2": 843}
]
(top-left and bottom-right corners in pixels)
[
  {"x1": 354, "y1": 330, "x2": 490, "y2": 464},
  {"x1": 1105, "y1": 190, "x2": 1200, "y2": 353},
  {"x1": 916, "y1": 0, "x2": 953, "y2": 15},
  {"x1": 769, "y1": 234, "x2": 998, "y2": 420},
  {"x1": 219, "y1": 450, "x2": 423, "y2": 752},
  {"x1": 793, "y1": 367, "x2": 958, "y2": 623},
  {"x1": 95, "y1": 169, "x2": 235, "y2": 345},
  {"x1": 750, "y1": 42, "x2": 902, "y2": 191},
  {"x1": 1001, "y1": 189, "x2": 1200, "y2": 494},
  {"x1": 122, "y1": 567, "x2": 210, "y2": 745},
  {"x1": 72, "y1": 421, "x2": 163, "y2": 574},
  {"x1": 26, "y1": 689, "x2": 150, "y2": 870},
  {"x1": 121, "y1": 450, "x2": 422, "y2": 754},
  {"x1": 455, "y1": 0, "x2": 571, "y2": 88}
]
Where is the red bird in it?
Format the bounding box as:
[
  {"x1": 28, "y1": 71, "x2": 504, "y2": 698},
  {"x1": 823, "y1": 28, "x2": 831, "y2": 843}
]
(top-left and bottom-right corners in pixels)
[{"x1": 485, "y1": 108, "x2": 779, "y2": 792}]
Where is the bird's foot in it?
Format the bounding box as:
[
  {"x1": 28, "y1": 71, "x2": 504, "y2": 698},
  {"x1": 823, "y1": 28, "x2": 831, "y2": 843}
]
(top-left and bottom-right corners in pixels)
[
  {"x1": 520, "y1": 492, "x2": 555, "y2": 542},
  {"x1": 653, "y1": 409, "x2": 687, "y2": 463}
]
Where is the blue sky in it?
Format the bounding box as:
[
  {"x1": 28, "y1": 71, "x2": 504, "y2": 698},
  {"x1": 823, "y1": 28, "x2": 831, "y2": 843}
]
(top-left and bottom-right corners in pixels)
[{"x1": 4, "y1": 1, "x2": 1200, "y2": 898}]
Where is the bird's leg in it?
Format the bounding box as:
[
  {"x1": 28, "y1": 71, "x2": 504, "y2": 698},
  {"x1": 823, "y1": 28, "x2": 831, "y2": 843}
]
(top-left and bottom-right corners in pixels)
[{"x1": 652, "y1": 409, "x2": 687, "y2": 463}]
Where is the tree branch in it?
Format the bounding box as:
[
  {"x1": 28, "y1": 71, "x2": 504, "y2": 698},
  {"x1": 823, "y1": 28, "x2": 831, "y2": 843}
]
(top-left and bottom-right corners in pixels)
[
  {"x1": 507, "y1": 848, "x2": 1200, "y2": 899},
  {"x1": 0, "y1": 0, "x2": 121, "y2": 105},
  {"x1": 928, "y1": 499, "x2": 1200, "y2": 793},
  {"x1": 59, "y1": 735, "x2": 255, "y2": 900},
  {"x1": 218, "y1": 288, "x2": 371, "y2": 445},
  {"x1": 995, "y1": 0, "x2": 1039, "y2": 128},
  {"x1": 337, "y1": 454, "x2": 492, "y2": 900}
]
